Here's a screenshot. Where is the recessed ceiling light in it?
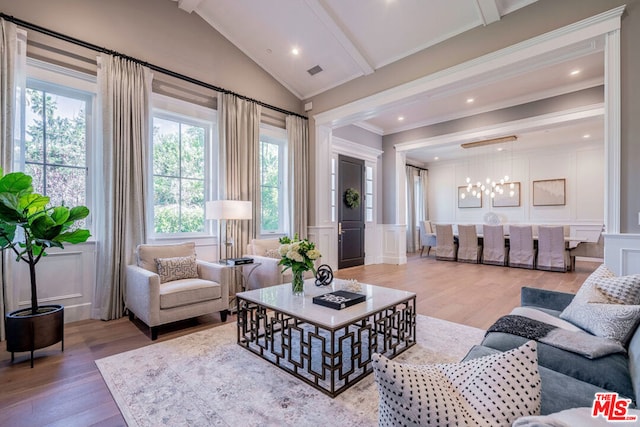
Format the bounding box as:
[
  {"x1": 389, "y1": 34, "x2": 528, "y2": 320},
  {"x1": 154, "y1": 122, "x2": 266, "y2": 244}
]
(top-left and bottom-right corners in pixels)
[
  {"x1": 583, "y1": 134, "x2": 591, "y2": 139},
  {"x1": 466, "y1": 98, "x2": 475, "y2": 104},
  {"x1": 497, "y1": 147, "x2": 504, "y2": 152},
  {"x1": 398, "y1": 116, "x2": 405, "y2": 121},
  {"x1": 570, "y1": 69, "x2": 581, "y2": 76},
  {"x1": 434, "y1": 156, "x2": 439, "y2": 160},
  {"x1": 291, "y1": 47, "x2": 300, "y2": 56}
]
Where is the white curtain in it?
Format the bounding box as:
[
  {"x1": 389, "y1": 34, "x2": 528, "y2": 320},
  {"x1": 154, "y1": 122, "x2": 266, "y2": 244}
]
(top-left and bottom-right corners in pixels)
[
  {"x1": 286, "y1": 115, "x2": 309, "y2": 239},
  {"x1": 94, "y1": 54, "x2": 151, "y2": 320},
  {"x1": 218, "y1": 93, "x2": 261, "y2": 258},
  {"x1": 419, "y1": 169, "x2": 429, "y2": 221},
  {"x1": 0, "y1": 20, "x2": 26, "y2": 341},
  {"x1": 405, "y1": 165, "x2": 420, "y2": 252}
]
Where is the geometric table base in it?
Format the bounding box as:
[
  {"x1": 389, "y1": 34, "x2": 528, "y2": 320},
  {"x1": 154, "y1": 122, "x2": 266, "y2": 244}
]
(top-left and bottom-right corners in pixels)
[{"x1": 237, "y1": 295, "x2": 416, "y2": 397}]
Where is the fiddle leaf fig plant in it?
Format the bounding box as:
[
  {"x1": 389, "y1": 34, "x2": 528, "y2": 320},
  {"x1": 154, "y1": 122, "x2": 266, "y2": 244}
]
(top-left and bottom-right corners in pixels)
[{"x1": 0, "y1": 169, "x2": 91, "y2": 315}]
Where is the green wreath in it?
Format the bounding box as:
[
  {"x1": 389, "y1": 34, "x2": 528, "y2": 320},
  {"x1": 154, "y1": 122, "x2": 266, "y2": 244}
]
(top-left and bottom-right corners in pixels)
[{"x1": 344, "y1": 188, "x2": 361, "y2": 209}]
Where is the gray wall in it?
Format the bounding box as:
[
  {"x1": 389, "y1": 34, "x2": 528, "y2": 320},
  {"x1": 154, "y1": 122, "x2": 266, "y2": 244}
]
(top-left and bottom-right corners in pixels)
[
  {"x1": 332, "y1": 125, "x2": 382, "y2": 150},
  {"x1": 383, "y1": 86, "x2": 603, "y2": 146},
  {"x1": 0, "y1": 0, "x2": 303, "y2": 115},
  {"x1": 620, "y1": 0, "x2": 640, "y2": 234},
  {"x1": 307, "y1": 0, "x2": 640, "y2": 232}
]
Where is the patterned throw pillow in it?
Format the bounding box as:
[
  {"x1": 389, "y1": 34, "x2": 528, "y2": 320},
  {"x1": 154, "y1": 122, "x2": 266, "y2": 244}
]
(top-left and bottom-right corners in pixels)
[
  {"x1": 596, "y1": 274, "x2": 640, "y2": 304},
  {"x1": 264, "y1": 248, "x2": 281, "y2": 259},
  {"x1": 560, "y1": 264, "x2": 640, "y2": 344},
  {"x1": 372, "y1": 341, "x2": 541, "y2": 427},
  {"x1": 155, "y1": 255, "x2": 198, "y2": 284}
]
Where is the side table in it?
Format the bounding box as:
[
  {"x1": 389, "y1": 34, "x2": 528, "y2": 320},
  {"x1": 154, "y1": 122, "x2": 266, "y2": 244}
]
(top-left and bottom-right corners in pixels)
[{"x1": 219, "y1": 261, "x2": 262, "y2": 311}]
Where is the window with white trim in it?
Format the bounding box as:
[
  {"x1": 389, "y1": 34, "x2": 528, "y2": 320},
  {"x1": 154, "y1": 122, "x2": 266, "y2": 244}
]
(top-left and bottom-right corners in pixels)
[
  {"x1": 22, "y1": 60, "x2": 96, "y2": 229},
  {"x1": 259, "y1": 125, "x2": 287, "y2": 235},
  {"x1": 365, "y1": 165, "x2": 374, "y2": 222},
  {"x1": 331, "y1": 157, "x2": 337, "y2": 222},
  {"x1": 151, "y1": 96, "x2": 215, "y2": 236}
]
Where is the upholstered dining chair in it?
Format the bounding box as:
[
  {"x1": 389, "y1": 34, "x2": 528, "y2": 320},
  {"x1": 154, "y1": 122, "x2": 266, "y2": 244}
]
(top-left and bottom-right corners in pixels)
[
  {"x1": 457, "y1": 224, "x2": 482, "y2": 263},
  {"x1": 126, "y1": 242, "x2": 229, "y2": 340},
  {"x1": 419, "y1": 220, "x2": 437, "y2": 257},
  {"x1": 482, "y1": 224, "x2": 508, "y2": 266},
  {"x1": 435, "y1": 224, "x2": 457, "y2": 261},
  {"x1": 508, "y1": 225, "x2": 536, "y2": 269},
  {"x1": 536, "y1": 226, "x2": 570, "y2": 272}
]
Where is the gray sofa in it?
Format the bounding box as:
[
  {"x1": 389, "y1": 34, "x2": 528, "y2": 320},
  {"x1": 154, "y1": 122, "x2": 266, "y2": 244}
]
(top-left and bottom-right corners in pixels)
[{"x1": 463, "y1": 287, "x2": 640, "y2": 415}]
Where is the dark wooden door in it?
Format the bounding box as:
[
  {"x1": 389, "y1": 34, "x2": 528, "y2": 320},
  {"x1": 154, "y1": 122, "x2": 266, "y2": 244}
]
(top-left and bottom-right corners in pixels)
[{"x1": 338, "y1": 155, "x2": 365, "y2": 269}]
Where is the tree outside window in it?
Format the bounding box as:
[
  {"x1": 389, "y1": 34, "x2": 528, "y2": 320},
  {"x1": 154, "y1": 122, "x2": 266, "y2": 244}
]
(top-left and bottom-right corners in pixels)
[
  {"x1": 259, "y1": 129, "x2": 286, "y2": 235},
  {"x1": 25, "y1": 85, "x2": 88, "y2": 223},
  {"x1": 152, "y1": 116, "x2": 207, "y2": 234}
]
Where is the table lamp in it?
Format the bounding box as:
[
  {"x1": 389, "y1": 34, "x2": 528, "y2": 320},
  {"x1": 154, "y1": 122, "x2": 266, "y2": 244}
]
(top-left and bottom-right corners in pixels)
[{"x1": 206, "y1": 200, "x2": 252, "y2": 262}]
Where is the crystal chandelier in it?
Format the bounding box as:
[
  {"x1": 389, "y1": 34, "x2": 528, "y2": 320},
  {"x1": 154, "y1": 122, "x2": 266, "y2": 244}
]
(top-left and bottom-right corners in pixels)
[{"x1": 459, "y1": 135, "x2": 517, "y2": 200}]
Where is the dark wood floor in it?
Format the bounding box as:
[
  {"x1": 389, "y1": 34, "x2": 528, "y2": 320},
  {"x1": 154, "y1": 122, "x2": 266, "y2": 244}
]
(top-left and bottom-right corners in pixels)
[{"x1": 0, "y1": 255, "x2": 598, "y2": 426}]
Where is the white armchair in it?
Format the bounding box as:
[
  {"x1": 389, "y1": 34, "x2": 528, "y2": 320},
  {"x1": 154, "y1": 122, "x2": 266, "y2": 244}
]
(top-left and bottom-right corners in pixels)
[
  {"x1": 244, "y1": 238, "x2": 289, "y2": 290},
  {"x1": 244, "y1": 238, "x2": 321, "y2": 289},
  {"x1": 126, "y1": 242, "x2": 229, "y2": 340}
]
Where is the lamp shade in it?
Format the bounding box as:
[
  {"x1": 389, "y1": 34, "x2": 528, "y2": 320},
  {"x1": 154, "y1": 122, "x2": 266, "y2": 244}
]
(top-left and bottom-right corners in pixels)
[{"x1": 206, "y1": 200, "x2": 252, "y2": 220}]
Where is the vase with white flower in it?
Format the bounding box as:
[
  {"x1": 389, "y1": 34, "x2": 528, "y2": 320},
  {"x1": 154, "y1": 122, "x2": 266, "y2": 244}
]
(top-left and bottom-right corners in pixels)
[{"x1": 278, "y1": 234, "x2": 321, "y2": 295}]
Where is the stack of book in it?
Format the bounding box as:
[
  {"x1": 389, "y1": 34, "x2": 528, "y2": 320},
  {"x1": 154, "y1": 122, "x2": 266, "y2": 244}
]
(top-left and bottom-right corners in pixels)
[
  {"x1": 224, "y1": 257, "x2": 254, "y2": 266},
  {"x1": 312, "y1": 290, "x2": 366, "y2": 310}
]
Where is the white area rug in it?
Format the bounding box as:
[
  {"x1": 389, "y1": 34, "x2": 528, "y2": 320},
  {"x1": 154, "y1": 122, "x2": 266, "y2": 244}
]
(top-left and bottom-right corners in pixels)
[{"x1": 96, "y1": 315, "x2": 484, "y2": 427}]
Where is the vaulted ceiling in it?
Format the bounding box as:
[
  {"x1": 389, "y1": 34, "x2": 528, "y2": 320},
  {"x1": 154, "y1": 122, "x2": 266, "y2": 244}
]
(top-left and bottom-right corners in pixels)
[
  {"x1": 171, "y1": 0, "x2": 604, "y2": 161},
  {"x1": 171, "y1": 0, "x2": 539, "y2": 100}
]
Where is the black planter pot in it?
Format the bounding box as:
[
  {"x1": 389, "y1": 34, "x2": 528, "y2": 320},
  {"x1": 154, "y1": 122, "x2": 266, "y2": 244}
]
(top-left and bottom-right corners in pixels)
[{"x1": 5, "y1": 304, "x2": 64, "y2": 368}]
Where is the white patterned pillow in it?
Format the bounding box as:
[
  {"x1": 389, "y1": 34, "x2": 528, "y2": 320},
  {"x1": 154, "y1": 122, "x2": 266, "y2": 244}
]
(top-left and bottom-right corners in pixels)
[
  {"x1": 264, "y1": 248, "x2": 281, "y2": 259},
  {"x1": 372, "y1": 341, "x2": 541, "y2": 427},
  {"x1": 560, "y1": 265, "x2": 640, "y2": 344},
  {"x1": 596, "y1": 274, "x2": 640, "y2": 304},
  {"x1": 155, "y1": 255, "x2": 198, "y2": 283}
]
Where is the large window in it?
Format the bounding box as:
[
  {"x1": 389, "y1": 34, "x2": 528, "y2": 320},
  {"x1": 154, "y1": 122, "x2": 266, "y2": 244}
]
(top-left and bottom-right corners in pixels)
[
  {"x1": 259, "y1": 126, "x2": 287, "y2": 235},
  {"x1": 25, "y1": 82, "x2": 90, "y2": 209},
  {"x1": 22, "y1": 58, "x2": 96, "y2": 233},
  {"x1": 152, "y1": 110, "x2": 212, "y2": 235}
]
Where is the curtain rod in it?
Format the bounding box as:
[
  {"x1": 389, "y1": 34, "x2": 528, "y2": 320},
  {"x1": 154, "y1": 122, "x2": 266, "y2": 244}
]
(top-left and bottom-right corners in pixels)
[
  {"x1": 0, "y1": 12, "x2": 307, "y2": 120},
  {"x1": 407, "y1": 164, "x2": 427, "y2": 172}
]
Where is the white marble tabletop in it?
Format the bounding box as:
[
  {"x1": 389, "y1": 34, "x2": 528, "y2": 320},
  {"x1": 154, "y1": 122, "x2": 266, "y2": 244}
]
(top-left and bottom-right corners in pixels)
[{"x1": 236, "y1": 278, "x2": 415, "y2": 329}]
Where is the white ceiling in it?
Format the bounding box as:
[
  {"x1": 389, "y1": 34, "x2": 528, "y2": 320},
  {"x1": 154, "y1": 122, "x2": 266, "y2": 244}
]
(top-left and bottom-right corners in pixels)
[
  {"x1": 171, "y1": 0, "x2": 539, "y2": 100},
  {"x1": 171, "y1": 0, "x2": 605, "y2": 162}
]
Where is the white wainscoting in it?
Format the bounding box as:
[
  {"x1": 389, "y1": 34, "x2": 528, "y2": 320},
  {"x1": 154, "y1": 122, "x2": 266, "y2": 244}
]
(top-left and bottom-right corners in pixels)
[
  {"x1": 427, "y1": 145, "x2": 605, "y2": 226},
  {"x1": 309, "y1": 223, "x2": 385, "y2": 270},
  {"x1": 604, "y1": 233, "x2": 640, "y2": 276},
  {"x1": 382, "y1": 224, "x2": 407, "y2": 265},
  {"x1": 308, "y1": 225, "x2": 337, "y2": 270},
  {"x1": 8, "y1": 242, "x2": 96, "y2": 324},
  {"x1": 5, "y1": 237, "x2": 221, "y2": 325},
  {"x1": 365, "y1": 223, "x2": 384, "y2": 265}
]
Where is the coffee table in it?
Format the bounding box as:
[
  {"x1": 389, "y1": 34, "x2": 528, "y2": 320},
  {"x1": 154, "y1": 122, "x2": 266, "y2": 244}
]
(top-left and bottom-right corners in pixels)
[{"x1": 236, "y1": 279, "x2": 416, "y2": 397}]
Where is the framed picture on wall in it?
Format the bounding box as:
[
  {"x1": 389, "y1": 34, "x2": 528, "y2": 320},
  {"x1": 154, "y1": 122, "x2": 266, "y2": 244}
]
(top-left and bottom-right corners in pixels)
[
  {"x1": 533, "y1": 178, "x2": 566, "y2": 206},
  {"x1": 458, "y1": 186, "x2": 482, "y2": 208},
  {"x1": 492, "y1": 182, "x2": 521, "y2": 207}
]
